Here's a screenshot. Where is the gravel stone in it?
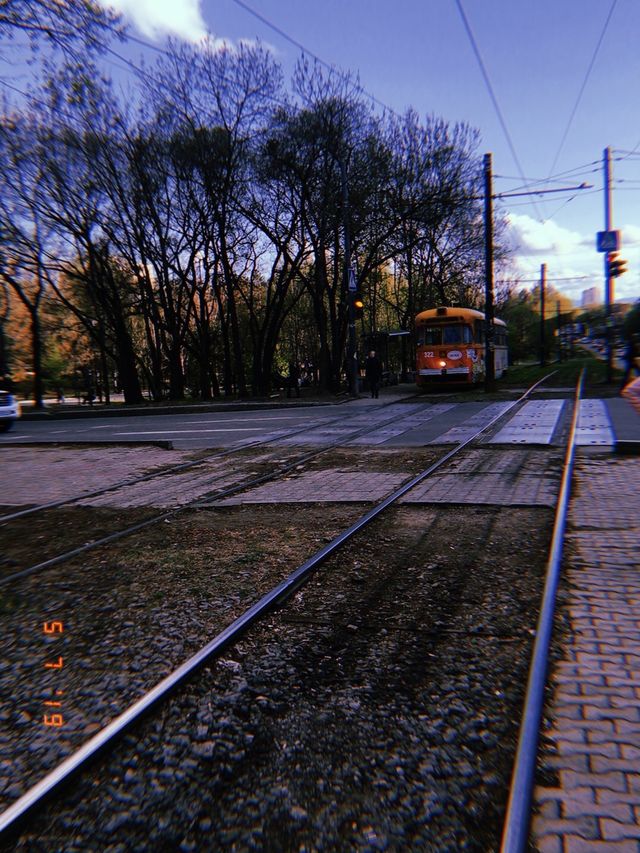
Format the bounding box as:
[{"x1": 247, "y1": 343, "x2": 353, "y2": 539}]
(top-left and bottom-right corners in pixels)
[{"x1": 0, "y1": 443, "x2": 561, "y2": 851}]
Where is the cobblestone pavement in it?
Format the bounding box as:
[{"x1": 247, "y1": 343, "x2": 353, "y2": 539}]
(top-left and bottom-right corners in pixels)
[
  {"x1": 532, "y1": 455, "x2": 640, "y2": 853},
  {"x1": 0, "y1": 446, "x2": 193, "y2": 505},
  {"x1": 212, "y1": 448, "x2": 562, "y2": 508},
  {"x1": 212, "y1": 470, "x2": 410, "y2": 505}
]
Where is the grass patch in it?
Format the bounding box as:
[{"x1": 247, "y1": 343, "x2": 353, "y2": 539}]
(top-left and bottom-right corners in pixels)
[{"x1": 505, "y1": 354, "x2": 621, "y2": 390}]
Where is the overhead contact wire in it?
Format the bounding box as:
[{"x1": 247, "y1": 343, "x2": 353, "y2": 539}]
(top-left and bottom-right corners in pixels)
[
  {"x1": 546, "y1": 0, "x2": 618, "y2": 181},
  {"x1": 453, "y1": 0, "x2": 544, "y2": 222}
]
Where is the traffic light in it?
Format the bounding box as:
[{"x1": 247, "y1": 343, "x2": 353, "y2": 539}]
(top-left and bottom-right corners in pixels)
[
  {"x1": 353, "y1": 291, "x2": 364, "y2": 319},
  {"x1": 608, "y1": 253, "x2": 628, "y2": 278}
]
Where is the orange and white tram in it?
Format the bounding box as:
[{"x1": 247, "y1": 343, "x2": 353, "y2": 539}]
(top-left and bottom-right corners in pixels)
[{"x1": 415, "y1": 306, "x2": 508, "y2": 388}]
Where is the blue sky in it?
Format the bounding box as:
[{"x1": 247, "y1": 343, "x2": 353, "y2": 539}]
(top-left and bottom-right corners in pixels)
[{"x1": 89, "y1": 1, "x2": 640, "y2": 304}]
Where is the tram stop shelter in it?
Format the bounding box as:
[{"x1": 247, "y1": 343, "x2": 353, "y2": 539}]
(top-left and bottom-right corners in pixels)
[{"x1": 359, "y1": 330, "x2": 411, "y2": 390}]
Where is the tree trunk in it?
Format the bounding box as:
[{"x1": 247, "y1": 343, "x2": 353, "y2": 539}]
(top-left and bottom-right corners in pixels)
[
  {"x1": 168, "y1": 345, "x2": 185, "y2": 400},
  {"x1": 29, "y1": 307, "x2": 45, "y2": 409}
]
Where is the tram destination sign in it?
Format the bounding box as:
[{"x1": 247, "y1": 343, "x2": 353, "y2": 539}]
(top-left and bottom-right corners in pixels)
[{"x1": 596, "y1": 230, "x2": 620, "y2": 252}]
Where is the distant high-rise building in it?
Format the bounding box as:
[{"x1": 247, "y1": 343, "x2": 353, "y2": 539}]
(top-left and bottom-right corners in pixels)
[{"x1": 581, "y1": 287, "x2": 600, "y2": 308}]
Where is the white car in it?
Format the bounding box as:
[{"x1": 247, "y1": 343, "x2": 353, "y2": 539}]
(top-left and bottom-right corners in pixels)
[{"x1": 0, "y1": 390, "x2": 21, "y2": 432}]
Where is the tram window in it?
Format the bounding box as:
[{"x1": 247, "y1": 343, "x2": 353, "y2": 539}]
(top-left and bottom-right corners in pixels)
[
  {"x1": 442, "y1": 325, "x2": 472, "y2": 344},
  {"x1": 474, "y1": 321, "x2": 484, "y2": 343},
  {"x1": 418, "y1": 326, "x2": 442, "y2": 345}
]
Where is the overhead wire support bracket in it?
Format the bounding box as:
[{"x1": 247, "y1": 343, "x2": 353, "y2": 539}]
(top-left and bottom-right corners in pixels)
[
  {"x1": 493, "y1": 183, "x2": 592, "y2": 200},
  {"x1": 467, "y1": 183, "x2": 593, "y2": 203}
]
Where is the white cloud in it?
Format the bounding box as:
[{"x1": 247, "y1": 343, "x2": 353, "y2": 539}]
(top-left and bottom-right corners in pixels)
[
  {"x1": 105, "y1": 0, "x2": 207, "y2": 42},
  {"x1": 621, "y1": 224, "x2": 640, "y2": 247},
  {"x1": 506, "y1": 213, "x2": 584, "y2": 256},
  {"x1": 504, "y1": 213, "x2": 640, "y2": 305}
]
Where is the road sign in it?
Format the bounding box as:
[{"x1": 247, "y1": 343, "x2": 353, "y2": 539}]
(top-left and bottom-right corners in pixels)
[
  {"x1": 596, "y1": 230, "x2": 620, "y2": 252},
  {"x1": 348, "y1": 268, "x2": 357, "y2": 291}
]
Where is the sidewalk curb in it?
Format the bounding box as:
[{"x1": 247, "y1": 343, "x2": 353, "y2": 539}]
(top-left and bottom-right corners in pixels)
[
  {"x1": 0, "y1": 440, "x2": 175, "y2": 450},
  {"x1": 614, "y1": 440, "x2": 640, "y2": 455},
  {"x1": 18, "y1": 387, "x2": 420, "y2": 422},
  {"x1": 19, "y1": 399, "x2": 340, "y2": 422}
]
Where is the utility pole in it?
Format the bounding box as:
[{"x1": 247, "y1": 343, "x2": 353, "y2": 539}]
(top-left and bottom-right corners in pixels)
[
  {"x1": 339, "y1": 158, "x2": 358, "y2": 396},
  {"x1": 539, "y1": 263, "x2": 546, "y2": 367},
  {"x1": 603, "y1": 146, "x2": 614, "y2": 384},
  {"x1": 483, "y1": 153, "x2": 495, "y2": 392},
  {"x1": 556, "y1": 300, "x2": 562, "y2": 362}
]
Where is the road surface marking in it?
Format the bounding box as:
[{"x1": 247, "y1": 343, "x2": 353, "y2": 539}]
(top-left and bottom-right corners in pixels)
[{"x1": 115, "y1": 428, "x2": 267, "y2": 435}]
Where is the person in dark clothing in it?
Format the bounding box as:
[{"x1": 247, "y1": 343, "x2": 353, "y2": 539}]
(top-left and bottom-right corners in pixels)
[
  {"x1": 287, "y1": 361, "x2": 300, "y2": 398},
  {"x1": 620, "y1": 333, "x2": 640, "y2": 391},
  {"x1": 365, "y1": 350, "x2": 383, "y2": 399}
]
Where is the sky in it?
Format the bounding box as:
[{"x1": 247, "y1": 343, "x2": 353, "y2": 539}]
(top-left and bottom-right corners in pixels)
[{"x1": 64, "y1": 1, "x2": 640, "y2": 306}]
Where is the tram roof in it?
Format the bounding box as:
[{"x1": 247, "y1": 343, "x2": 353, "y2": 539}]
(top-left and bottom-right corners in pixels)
[{"x1": 415, "y1": 306, "x2": 506, "y2": 327}]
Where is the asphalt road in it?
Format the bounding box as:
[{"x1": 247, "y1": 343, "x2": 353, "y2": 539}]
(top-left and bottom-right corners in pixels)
[{"x1": 0, "y1": 407, "x2": 349, "y2": 449}]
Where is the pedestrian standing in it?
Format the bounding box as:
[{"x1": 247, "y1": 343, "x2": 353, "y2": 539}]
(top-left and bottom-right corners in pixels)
[
  {"x1": 287, "y1": 361, "x2": 300, "y2": 398},
  {"x1": 365, "y1": 350, "x2": 383, "y2": 399}
]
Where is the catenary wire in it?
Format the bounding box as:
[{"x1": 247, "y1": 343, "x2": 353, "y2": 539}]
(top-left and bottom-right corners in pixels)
[
  {"x1": 545, "y1": 0, "x2": 618, "y2": 181},
  {"x1": 613, "y1": 145, "x2": 640, "y2": 160},
  {"x1": 494, "y1": 165, "x2": 600, "y2": 193},
  {"x1": 99, "y1": 3, "x2": 401, "y2": 120},
  {"x1": 497, "y1": 188, "x2": 601, "y2": 209},
  {"x1": 494, "y1": 161, "x2": 600, "y2": 184},
  {"x1": 228, "y1": 0, "x2": 401, "y2": 118},
  {"x1": 543, "y1": 194, "x2": 581, "y2": 221},
  {"x1": 453, "y1": 0, "x2": 544, "y2": 223},
  {"x1": 1, "y1": 14, "x2": 615, "y2": 239}
]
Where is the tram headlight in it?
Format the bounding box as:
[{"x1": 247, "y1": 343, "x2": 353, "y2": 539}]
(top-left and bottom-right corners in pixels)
[{"x1": 439, "y1": 360, "x2": 446, "y2": 368}]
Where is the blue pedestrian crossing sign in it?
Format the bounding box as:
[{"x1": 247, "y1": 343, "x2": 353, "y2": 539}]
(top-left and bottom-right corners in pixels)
[{"x1": 597, "y1": 230, "x2": 620, "y2": 252}]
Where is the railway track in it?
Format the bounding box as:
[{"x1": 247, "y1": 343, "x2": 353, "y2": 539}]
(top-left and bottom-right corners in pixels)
[
  {"x1": 0, "y1": 401, "x2": 434, "y2": 586},
  {"x1": 0, "y1": 374, "x2": 581, "y2": 849},
  {"x1": 0, "y1": 401, "x2": 411, "y2": 525}
]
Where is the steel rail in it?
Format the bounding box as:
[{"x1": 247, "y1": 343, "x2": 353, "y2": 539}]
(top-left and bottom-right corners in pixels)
[
  {"x1": 0, "y1": 400, "x2": 431, "y2": 587},
  {"x1": 0, "y1": 374, "x2": 554, "y2": 838},
  {"x1": 500, "y1": 370, "x2": 585, "y2": 853},
  {"x1": 0, "y1": 452, "x2": 225, "y2": 524},
  {"x1": 0, "y1": 405, "x2": 380, "y2": 524}
]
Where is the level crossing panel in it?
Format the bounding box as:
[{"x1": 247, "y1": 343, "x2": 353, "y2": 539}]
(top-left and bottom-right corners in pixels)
[{"x1": 488, "y1": 400, "x2": 564, "y2": 445}]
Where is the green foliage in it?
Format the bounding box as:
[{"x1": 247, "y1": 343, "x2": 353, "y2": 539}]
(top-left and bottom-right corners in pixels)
[
  {"x1": 504, "y1": 354, "x2": 619, "y2": 388},
  {"x1": 622, "y1": 300, "x2": 640, "y2": 339},
  {"x1": 500, "y1": 295, "x2": 539, "y2": 362},
  {"x1": 41, "y1": 348, "x2": 68, "y2": 387}
]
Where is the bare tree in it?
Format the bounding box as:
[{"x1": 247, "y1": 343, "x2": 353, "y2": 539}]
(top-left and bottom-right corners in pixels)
[
  {"x1": 0, "y1": 0, "x2": 122, "y2": 54},
  {"x1": 0, "y1": 280, "x2": 11, "y2": 384},
  {"x1": 148, "y1": 39, "x2": 286, "y2": 396},
  {"x1": 0, "y1": 39, "x2": 512, "y2": 404},
  {"x1": 386, "y1": 111, "x2": 485, "y2": 318},
  {"x1": 0, "y1": 110, "x2": 55, "y2": 406},
  {"x1": 4, "y1": 68, "x2": 146, "y2": 402}
]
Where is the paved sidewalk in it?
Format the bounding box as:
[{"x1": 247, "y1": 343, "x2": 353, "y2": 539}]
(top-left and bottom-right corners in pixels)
[{"x1": 532, "y1": 455, "x2": 640, "y2": 853}]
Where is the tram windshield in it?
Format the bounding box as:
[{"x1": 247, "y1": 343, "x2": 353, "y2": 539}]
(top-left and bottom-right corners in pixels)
[{"x1": 417, "y1": 324, "x2": 473, "y2": 345}]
